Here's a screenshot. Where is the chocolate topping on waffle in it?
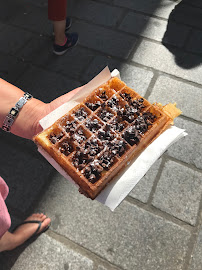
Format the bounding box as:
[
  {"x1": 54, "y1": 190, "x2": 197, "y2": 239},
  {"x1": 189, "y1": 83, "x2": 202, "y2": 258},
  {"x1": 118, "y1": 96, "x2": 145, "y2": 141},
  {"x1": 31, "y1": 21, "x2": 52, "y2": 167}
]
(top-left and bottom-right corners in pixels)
[
  {"x1": 83, "y1": 160, "x2": 103, "y2": 183},
  {"x1": 107, "y1": 95, "x2": 120, "y2": 111},
  {"x1": 59, "y1": 141, "x2": 73, "y2": 156},
  {"x1": 72, "y1": 128, "x2": 87, "y2": 144},
  {"x1": 85, "y1": 101, "x2": 101, "y2": 111},
  {"x1": 98, "y1": 125, "x2": 115, "y2": 142},
  {"x1": 142, "y1": 111, "x2": 157, "y2": 123},
  {"x1": 98, "y1": 103, "x2": 114, "y2": 122},
  {"x1": 63, "y1": 120, "x2": 77, "y2": 134},
  {"x1": 129, "y1": 98, "x2": 145, "y2": 111},
  {"x1": 118, "y1": 104, "x2": 138, "y2": 123},
  {"x1": 98, "y1": 90, "x2": 108, "y2": 101},
  {"x1": 108, "y1": 138, "x2": 127, "y2": 156},
  {"x1": 49, "y1": 132, "x2": 64, "y2": 144},
  {"x1": 73, "y1": 107, "x2": 89, "y2": 122},
  {"x1": 85, "y1": 118, "x2": 102, "y2": 133},
  {"x1": 110, "y1": 117, "x2": 127, "y2": 132},
  {"x1": 120, "y1": 92, "x2": 132, "y2": 102},
  {"x1": 72, "y1": 138, "x2": 103, "y2": 170},
  {"x1": 99, "y1": 150, "x2": 115, "y2": 170},
  {"x1": 123, "y1": 126, "x2": 141, "y2": 146}
]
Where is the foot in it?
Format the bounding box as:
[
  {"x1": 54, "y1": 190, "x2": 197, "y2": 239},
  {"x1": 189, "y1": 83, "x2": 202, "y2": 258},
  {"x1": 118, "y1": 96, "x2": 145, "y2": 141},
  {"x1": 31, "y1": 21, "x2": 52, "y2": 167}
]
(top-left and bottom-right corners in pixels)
[
  {"x1": 53, "y1": 32, "x2": 79, "y2": 55},
  {"x1": 0, "y1": 213, "x2": 51, "y2": 251}
]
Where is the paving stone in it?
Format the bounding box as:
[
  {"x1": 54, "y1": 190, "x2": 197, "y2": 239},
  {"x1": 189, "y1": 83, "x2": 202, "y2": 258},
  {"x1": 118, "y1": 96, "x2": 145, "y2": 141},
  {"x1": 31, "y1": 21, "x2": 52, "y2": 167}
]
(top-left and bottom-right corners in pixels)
[
  {"x1": 83, "y1": 55, "x2": 153, "y2": 95},
  {"x1": 129, "y1": 158, "x2": 162, "y2": 203},
  {"x1": 169, "y1": 2, "x2": 202, "y2": 29},
  {"x1": 184, "y1": 0, "x2": 202, "y2": 9},
  {"x1": 71, "y1": 21, "x2": 137, "y2": 59},
  {"x1": 71, "y1": 0, "x2": 123, "y2": 27},
  {"x1": 0, "y1": 130, "x2": 53, "y2": 214},
  {"x1": 132, "y1": 39, "x2": 202, "y2": 84},
  {"x1": 10, "y1": 5, "x2": 52, "y2": 36},
  {"x1": 152, "y1": 160, "x2": 202, "y2": 225},
  {"x1": 17, "y1": 36, "x2": 95, "y2": 80},
  {"x1": 97, "y1": 265, "x2": 119, "y2": 270},
  {"x1": 0, "y1": 0, "x2": 24, "y2": 22},
  {"x1": 38, "y1": 174, "x2": 191, "y2": 270},
  {"x1": 0, "y1": 22, "x2": 5, "y2": 31},
  {"x1": 167, "y1": 117, "x2": 202, "y2": 170},
  {"x1": 148, "y1": 75, "x2": 202, "y2": 122},
  {"x1": 15, "y1": 66, "x2": 80, "y2": 103},
  {"x1": 0, "y1": 25, "x2": 32, "y2": 55},
  {"x1": 0, "y1": 53, "x2": 28, "y2": 84},
  {"x1": 16, "y1": 34, "x2": 120, "y2": 81},
  {"x1": 7, "y1": 234, "x2": 94, "y2": 270},
  {"x1": 119, "y1": 12, "x2": 190, "y2": 46},
  {"x1": 114, "y1": 0, "x2": 177, "y2": 19},
  {"x1": 189, "y1": 226, "x2": 202, "y2": 270},
  {"x1": 186, "y1": 29, "x2": 202, "y2": 54},
  {"x1": 97, "y1": 0, "x2": 113, "y2": 4}
]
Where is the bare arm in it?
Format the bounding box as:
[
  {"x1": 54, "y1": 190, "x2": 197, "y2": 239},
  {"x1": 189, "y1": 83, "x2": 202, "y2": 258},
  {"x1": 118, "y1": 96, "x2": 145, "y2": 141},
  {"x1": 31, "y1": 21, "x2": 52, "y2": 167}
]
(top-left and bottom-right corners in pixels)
[{"x1": 0, "y1": 78, "x2": 82, "y2": 139}]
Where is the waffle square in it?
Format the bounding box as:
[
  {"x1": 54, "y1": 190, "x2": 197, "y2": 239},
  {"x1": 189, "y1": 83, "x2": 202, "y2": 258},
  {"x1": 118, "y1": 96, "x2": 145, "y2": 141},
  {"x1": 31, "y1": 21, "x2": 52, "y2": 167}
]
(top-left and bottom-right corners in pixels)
[{"x1": 33, "y1": 77, "x2": 181, "y2": 199}]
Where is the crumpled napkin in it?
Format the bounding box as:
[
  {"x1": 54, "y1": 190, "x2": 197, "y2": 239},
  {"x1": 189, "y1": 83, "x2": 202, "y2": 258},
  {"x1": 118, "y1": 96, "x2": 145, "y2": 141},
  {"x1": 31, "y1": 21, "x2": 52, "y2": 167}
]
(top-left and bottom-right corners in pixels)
[{"x1": 37, "y1": 67, "x2": 187, "y2": 211}]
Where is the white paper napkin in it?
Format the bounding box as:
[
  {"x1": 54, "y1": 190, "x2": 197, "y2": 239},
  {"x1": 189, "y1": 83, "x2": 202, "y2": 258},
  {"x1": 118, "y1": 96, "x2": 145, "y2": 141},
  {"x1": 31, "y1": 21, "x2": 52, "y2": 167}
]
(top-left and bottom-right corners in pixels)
[{"x1": 37, "y1": 67, "x2": 187, "y2": 211}]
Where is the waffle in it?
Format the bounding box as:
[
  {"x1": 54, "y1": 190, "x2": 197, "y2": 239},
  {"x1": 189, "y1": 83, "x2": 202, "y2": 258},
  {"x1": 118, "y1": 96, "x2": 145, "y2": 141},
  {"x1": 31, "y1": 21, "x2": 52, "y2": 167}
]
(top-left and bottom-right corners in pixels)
[{"x1": 33, "y1": 77, "x2": 181, "y2": 199}]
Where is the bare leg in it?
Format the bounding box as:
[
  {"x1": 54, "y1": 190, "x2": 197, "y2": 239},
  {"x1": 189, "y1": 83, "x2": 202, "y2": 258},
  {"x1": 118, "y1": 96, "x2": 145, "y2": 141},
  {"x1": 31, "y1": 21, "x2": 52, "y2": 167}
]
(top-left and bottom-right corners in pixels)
[
  {"x1": 0, "y1": 213, "x2": 51, "y2": 252},
  {"x1": 53, "y1": 20, "x2": 66, "y2": 45}
]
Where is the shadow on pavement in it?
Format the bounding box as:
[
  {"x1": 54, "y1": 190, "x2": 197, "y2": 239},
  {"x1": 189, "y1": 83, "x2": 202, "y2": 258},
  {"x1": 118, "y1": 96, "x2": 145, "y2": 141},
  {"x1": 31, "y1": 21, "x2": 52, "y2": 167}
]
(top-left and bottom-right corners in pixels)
[{"x1": 162, "y1": 0, "x2": 202, "y2": 69}]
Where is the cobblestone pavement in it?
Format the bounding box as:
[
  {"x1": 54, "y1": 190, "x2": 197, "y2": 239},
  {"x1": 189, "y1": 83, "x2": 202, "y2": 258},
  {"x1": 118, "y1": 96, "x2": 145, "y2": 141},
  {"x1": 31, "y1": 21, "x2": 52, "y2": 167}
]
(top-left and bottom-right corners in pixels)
[{"x1": 0, "y1": 0, "x2": 202, "y2": 269}]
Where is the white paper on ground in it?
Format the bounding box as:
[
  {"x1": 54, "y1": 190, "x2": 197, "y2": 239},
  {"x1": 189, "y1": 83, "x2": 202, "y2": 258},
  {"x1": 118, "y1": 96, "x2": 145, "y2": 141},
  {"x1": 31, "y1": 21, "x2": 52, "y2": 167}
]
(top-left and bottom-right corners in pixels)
[{"x1": 37, "y1": 67, "x2": 187, "y2": 211}]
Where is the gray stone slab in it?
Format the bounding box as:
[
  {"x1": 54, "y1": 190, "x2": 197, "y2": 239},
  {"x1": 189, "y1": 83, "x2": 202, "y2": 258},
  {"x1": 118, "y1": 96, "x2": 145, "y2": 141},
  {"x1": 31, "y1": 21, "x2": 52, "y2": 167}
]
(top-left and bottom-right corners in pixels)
[
  {"x1": 189, "y1": 226, "x2": 202, "y2": 270},
  {"x1": 119, "y1": 12, "x2": 190, "y2": 46},
  {"x1": 15, "y1": 66, "x2": 80, "y2": 103},
  {"x1": 71, "y1": 21, "x2": 137, "y2": 59},
  {"x1": 132, "y1": 40, "x2": 202, "y2": 84},
  {"x1": 0, "y1": 131, "x2": 53, "y2": 214},
  {"x1": 148, "y1": 75, "x2": 202, "y2": 122},
  {"x1": 17, "y1": 37, "x2": 95, "y2": 81},
  {"x1": 152, "y1": 160, "x2": 202, "y2": 225},
  {"x1": 10, "y1": 5, "x2": 52, "y2": 36},
  {"x1": 167, "y1": 117, "x2": 202, "y2": 170},
  {"x1": 0, "y1": 22, "x2": 5, "y2": 31},
  {"x1": 83, "y1": 55, "x2": 153, "y2": 95},
  {"x1": 71, "y1": 0, "x2": 123, "y2": 27},
  {"x1": 186, "y1": 29, "x2": 202, "y2": 54},
  {"x1": 10, "y1": 234, "x2": 94, "y2": 270},
  {"x1": 0, "y1": 53, "x2": 28, "y2": 84},
  {"x1": 38, "y1": 174, "x2": 191, "y2": 270},
  {"x1": 0, "y1": 0, "x2": 24, "y2": 23},
  {"x1": 114, "y1": 0, "x2": 177, "y2": 19},
  {"x1": 0, "y1": 25, "x2": 32, "y2": 55},
  {"x1": 129, "y1": 158, "x2": 162, "y2": 203}
]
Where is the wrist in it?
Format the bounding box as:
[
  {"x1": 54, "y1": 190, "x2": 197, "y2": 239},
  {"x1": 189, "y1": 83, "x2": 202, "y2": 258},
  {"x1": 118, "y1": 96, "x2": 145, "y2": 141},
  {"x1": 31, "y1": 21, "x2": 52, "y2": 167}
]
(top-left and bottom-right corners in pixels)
[{"x1": 11, "y1": 98, "x2": 48, "y2": 140}]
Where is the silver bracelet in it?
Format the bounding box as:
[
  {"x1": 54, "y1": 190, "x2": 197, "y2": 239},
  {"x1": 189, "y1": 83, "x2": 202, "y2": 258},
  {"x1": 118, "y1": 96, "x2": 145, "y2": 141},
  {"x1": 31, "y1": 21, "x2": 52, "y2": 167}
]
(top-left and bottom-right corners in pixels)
[{"x1": 2, "y1": 92, "x2": 33, "y2": 132}]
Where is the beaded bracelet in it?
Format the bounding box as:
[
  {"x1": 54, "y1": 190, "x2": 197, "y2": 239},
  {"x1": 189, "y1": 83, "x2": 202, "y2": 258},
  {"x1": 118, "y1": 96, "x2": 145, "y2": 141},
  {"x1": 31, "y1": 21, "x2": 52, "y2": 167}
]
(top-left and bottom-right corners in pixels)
[{"x1": 2, "y1": 92, "x2": 33, "y2": 132}]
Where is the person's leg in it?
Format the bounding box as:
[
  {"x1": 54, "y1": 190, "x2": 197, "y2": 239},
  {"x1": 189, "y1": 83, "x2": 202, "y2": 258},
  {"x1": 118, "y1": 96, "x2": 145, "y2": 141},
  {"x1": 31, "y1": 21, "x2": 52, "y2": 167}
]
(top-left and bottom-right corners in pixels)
[
  {"x1": 0, "y1": 213, "x2": 51, "y2": 252},
  {"x1": 53, "y1": 20, "x2": 66, "y2": 45},
  {"x1": 48, "y1": 0, "x2": 67, "y2": 45},
  {"x1": 48, "y1": 0, "x2": 78, "y2": 55}
]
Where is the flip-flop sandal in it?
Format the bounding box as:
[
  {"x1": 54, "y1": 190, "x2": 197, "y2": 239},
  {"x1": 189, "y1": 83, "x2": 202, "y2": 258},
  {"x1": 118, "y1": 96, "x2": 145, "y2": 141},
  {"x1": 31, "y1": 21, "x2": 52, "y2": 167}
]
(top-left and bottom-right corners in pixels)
[{"x1": 13, "y1": 220, "x2": 50, "y2": 238}]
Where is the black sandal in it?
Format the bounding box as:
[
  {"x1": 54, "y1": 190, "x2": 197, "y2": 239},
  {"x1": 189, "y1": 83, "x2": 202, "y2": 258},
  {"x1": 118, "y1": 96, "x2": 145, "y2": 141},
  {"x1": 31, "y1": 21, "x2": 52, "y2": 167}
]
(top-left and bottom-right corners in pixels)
[{"x1": 13, "y1": 220, "x2": 50, "y2": 237}]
